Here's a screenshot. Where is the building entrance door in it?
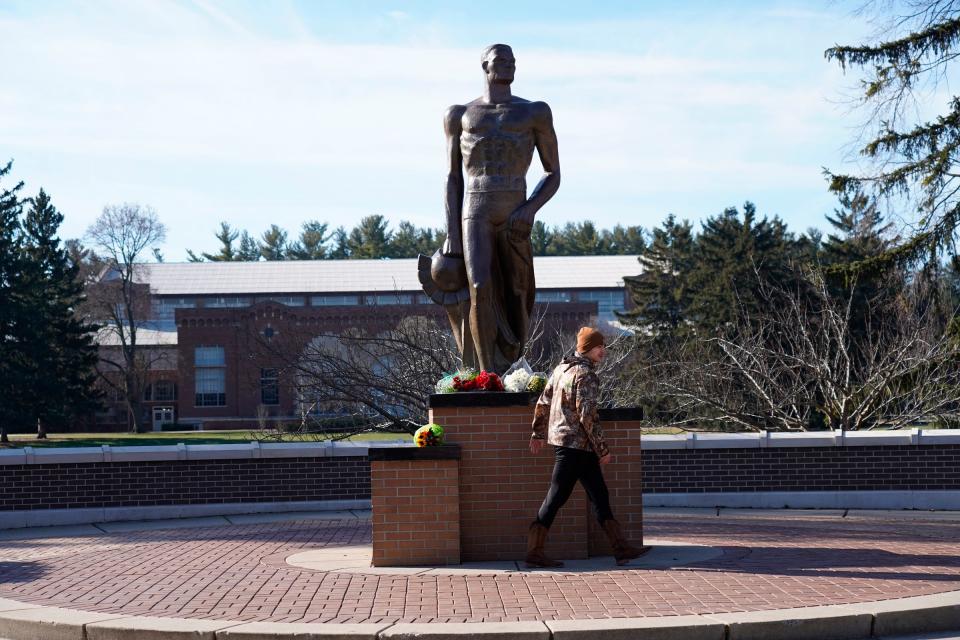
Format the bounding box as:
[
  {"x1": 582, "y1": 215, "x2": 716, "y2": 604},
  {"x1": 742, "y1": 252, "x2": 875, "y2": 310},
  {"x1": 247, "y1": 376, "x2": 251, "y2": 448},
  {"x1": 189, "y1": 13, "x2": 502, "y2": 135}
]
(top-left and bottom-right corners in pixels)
[{"x1": 152, "y1": 406, "x2": 174, "y2": 431}]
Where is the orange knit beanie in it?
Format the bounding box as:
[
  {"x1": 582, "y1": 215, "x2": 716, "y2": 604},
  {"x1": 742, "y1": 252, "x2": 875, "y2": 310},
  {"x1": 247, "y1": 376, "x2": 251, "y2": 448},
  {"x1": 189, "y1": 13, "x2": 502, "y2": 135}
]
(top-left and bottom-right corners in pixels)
[{"x1": 576, "y1": 327, "x2": 604, "y2": 354}]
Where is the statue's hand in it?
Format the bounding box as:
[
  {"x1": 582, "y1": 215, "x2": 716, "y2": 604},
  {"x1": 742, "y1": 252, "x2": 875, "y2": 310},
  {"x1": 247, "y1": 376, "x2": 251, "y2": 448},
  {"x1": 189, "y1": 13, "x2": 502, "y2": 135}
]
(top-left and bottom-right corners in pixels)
[
  {"x1": 442, "y1": 236, "x2": 463, "y2": 257},
  {"x1": 509, "y1": 205, "x2": 534, "y2": 239}
]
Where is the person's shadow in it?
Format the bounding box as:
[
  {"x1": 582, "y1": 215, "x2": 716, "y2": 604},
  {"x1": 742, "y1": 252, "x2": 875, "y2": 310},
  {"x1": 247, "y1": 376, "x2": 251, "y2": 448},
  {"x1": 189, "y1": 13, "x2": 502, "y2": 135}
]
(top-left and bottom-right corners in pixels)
[
  {"x1": 699, "y1": 545, "x2": 960, "y2": 582},
  {"x1": 0, "y1": 561, "x2": 47, "y2": 584}
]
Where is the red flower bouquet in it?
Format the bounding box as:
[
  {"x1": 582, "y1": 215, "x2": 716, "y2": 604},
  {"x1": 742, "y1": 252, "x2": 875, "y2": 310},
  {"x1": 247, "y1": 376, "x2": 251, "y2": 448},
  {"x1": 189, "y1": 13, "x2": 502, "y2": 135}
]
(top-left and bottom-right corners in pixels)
[{"x1": 450, "y1": 369, "x2": 504, "y2": 392}]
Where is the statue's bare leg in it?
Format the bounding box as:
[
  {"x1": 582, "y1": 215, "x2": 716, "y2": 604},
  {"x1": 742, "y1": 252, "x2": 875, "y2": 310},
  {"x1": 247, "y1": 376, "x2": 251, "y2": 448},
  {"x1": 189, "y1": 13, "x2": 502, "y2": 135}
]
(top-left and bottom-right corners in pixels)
[{"x1": 463, "y1": 212, "x2": 497, "y2": 372}]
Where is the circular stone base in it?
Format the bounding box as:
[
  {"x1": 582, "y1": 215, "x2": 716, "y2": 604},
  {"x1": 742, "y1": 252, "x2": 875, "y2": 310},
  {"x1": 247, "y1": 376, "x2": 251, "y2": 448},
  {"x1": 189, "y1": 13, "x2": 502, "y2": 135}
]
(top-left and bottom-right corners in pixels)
[{"x1": 284, "y1": 539, "x2": 724, "y2": 575}]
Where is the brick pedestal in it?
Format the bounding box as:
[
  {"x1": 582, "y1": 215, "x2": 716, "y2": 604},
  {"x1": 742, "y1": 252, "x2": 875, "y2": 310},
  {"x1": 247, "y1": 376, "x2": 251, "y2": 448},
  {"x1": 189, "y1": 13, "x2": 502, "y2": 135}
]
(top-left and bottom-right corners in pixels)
[
  {"x1": 429, "y1": 393, "x2": 643, "y2": 562},
  {"x1": 369, "y1": 445, "x2": 461, "y2": 567}
]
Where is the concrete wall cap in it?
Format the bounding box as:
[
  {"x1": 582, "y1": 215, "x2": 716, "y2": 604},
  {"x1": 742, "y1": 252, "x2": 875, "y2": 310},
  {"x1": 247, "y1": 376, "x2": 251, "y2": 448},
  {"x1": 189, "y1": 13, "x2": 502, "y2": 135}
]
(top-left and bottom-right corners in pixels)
[
  {"x1": 0, "y1": 449, "x2": 28, "y2": 465},
  {"x1": 259, "y1": 442, "x2": 331, "y2": 458},
  {"x1": 109, "y1": 445, "x2": 180, "y2": 462},
  {"x1": 30, "y1": 447, "x2": 104, "y2": 464}
]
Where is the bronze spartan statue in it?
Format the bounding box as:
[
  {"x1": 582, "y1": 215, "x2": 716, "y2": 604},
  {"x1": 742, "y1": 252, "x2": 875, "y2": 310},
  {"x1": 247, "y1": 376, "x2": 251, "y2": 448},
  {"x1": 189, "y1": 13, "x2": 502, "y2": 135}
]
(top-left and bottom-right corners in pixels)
[{"x1": 419, "y1": 44, "x2": 561, "y2": 374}]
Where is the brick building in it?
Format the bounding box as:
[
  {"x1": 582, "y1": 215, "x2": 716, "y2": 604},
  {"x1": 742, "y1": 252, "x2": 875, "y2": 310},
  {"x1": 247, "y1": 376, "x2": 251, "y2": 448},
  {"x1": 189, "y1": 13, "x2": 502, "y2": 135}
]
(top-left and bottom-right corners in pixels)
[{"x1": 93, "y1": 255, "x2": 640, "y2": 431}]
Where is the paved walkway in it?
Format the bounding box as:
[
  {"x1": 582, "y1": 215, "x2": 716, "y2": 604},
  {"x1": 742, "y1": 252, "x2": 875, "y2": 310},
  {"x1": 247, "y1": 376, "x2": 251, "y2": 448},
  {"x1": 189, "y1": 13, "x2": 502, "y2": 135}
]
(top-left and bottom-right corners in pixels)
[{"x1": 1, "y1": 509, "x2": 960, "y2": 626}]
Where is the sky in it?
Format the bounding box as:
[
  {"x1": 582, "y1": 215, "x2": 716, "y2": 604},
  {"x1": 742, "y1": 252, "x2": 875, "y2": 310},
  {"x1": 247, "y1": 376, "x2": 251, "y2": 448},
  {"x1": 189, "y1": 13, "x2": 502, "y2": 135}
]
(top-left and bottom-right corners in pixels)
[{"x1": 0, "y1": 0, "x2": 885, "y2": 260}]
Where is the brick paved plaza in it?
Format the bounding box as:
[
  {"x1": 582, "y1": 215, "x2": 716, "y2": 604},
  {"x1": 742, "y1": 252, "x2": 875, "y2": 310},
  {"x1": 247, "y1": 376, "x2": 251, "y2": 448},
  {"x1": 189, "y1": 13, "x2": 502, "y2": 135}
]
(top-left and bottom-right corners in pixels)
[{"x1": 1, "y1": 510, "x2": 959, "y2": 626}]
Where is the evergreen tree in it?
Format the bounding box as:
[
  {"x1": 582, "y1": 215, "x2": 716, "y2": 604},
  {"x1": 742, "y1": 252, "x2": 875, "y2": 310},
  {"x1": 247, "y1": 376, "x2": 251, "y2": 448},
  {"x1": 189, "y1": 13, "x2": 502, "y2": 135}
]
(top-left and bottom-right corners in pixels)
[
  {"x1": 347, "y1": 215, "x2": 393, "y2": 259},
  {"x1": 551, "y1": 221, "x2": 606, "y2": 255},
  {"x1": 389, "y1": 221, "x2": 435, "y2": 258},
  {"x1": 821, "y1": 190, "x2": 901, "y2": 342},
  {"x1": 20, "y1": 190, "x2": 100, "y2": 436},
  {"x1": 328, "y1": 227, "x2": 350, "y2": 259},
  {"x1": 825, "y1": 4, "x2": 960, "y2": 275},
  {"x1": 530, "y1": 220, "x2": 552, "y2": 256},
  {"x1": 0, "y1": 161, "x2": 25, "y2": 442},
  {"x1": 821, "y1": 191, "x2": 895, "y2": 268},
  {"x1": 603, "y1": 224, "x2": 646, "y2": 255},
  {"x1": 619, "y1": 215, "x2": 695, "y2": 336},
  {"x1": 237, "y1": 231, "x2": 261, "y2": 261},
  {"x1": 204, "y1": 222, "x2": 240, "y2": 261},
  {"x1": 64, "y1": 239, "x2": 103, "y2": 285},
  {"x1": 288, "y1": 221, "x2": 330, "y2": 260},
  {"x1": 689, "y1": 202, "x2": 794, "y2": 330},
  {"x1": 259, "y1": 224, "x2": 288, "y2": 261}
]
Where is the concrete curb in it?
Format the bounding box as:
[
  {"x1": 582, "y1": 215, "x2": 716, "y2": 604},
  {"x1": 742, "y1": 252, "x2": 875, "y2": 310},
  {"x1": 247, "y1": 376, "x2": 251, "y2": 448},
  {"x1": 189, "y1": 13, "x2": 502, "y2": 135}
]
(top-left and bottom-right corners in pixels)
[
  {"x1": 217, "y1": 621, "x2": 394, "y2": 638},
  {"x1": 546, "y1": 615, "x2": 725, "y2": 639},
  {"x1": 862, "y1": 592, "x2": 960, "y2": 638},
  {"x1": 710, "y1": 605, "x2": 873, "y2": 640},
  {"x1": 0, "y1": 591, "x2": 958, "y2": 640},
  {"x1": 381, "y1": 622, "x2": 550, "y2": 639}
]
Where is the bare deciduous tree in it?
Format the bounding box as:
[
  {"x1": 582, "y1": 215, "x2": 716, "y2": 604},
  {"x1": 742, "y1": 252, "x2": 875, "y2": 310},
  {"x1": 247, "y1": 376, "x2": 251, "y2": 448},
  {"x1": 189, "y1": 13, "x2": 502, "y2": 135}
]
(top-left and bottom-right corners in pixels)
[
  {"x1": 84, "y1": 204, "x2": 166, "y2": 433},
  {"x1": 251, "y1": 314, "x2": 460, "y2": 439},
  {"x1": 640, "y1": 268, "x2": 960, "y2": 432}
]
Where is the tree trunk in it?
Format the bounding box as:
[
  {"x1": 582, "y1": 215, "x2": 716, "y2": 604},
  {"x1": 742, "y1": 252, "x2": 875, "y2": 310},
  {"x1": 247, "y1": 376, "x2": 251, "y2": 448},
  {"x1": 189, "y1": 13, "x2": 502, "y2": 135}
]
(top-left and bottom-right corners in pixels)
[
  {"x1": 129, "y1": 400, "x2": 147, "y2": 433},
  {"x1": 36, "y1": 418, "x2": 47, "y2": 439}
]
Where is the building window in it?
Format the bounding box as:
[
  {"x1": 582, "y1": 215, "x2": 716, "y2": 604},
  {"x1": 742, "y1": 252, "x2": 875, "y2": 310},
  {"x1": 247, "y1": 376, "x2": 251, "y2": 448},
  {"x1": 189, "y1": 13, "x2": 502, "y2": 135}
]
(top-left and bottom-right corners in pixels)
[
  {"x1": 365, "y1": 293, "x2": 412, "y2": 305},
  {"x1": 145, "y1": 380, "x2": 176, "y2": 402},
  {"x1": 262, "y1": 295, "x2": 305, "y2": 306},
  {"x1": 151, "y1": 297, "x2": 196, "y2": 327},
  {"x1": 310, "y1": 294, "x2": 359, "y2": 306},
  {"x1": 578, "y1": 289, "x2": 626, "y2": 320},
  {"x1": 204, "y1": 296, "x2": 250, "y2": 308},
  {"x1": 260, "y1": 368, "x2": 279, "y2": 406},
  {"x1": 195, "y1": 346, "x2": 226, "y2": 406},
  {"x1": 535, "y1": 290, "x2": 572, "y2": 303}
]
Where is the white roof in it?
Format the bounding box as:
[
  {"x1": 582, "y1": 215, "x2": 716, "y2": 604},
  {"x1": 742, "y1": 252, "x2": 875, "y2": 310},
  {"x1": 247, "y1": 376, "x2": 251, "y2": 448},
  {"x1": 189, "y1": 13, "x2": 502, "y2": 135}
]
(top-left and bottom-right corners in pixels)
[
  {"x1": 96, "y1": 327, "x2": 178, "y2": 346},
  {"x1": 135, "y1": 255, "x2": 640, "y2": 296}
]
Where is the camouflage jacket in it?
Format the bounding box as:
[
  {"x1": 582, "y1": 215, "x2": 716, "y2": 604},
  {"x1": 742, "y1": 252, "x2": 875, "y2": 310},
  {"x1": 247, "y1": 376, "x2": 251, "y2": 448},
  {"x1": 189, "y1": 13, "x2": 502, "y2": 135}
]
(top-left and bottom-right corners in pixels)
[{"x1": 530, "y1": 354, "x2": 609, "y2": 458}]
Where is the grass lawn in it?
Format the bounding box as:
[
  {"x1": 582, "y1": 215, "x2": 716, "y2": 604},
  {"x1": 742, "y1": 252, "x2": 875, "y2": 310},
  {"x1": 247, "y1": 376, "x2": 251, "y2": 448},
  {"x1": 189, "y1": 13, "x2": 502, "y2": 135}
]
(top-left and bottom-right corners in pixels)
[{"x1": 1, "y1": 430, "x2": 411, "y2": 448}]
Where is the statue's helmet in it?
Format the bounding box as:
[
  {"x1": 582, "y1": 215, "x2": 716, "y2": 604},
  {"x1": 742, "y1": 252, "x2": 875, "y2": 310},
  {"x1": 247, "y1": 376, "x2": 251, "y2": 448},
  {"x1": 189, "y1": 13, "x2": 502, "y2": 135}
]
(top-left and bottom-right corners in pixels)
[{"x1": 430, "y1": 250, "x2": 468, "y2": 292}]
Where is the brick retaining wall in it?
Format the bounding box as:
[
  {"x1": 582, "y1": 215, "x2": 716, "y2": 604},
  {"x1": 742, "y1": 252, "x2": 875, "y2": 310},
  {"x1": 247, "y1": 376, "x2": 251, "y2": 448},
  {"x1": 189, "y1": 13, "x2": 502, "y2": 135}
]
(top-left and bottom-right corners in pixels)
[
  {"x1": 1, "y1": 440, "x2": 959, "y2": 514},
  {"x1": 644, "y1": 444, "x2": 960, "y2": 493},
  {"x1": 0, "y1": 457, "x2": 370, "y2": 511}
]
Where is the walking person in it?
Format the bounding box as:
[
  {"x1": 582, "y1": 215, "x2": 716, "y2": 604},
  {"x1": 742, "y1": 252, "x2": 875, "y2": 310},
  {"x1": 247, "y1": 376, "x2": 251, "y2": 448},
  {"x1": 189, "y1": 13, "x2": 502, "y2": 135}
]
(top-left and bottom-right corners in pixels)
[{"x1": 526, "y1": 327, "x2": 648, "y2": 567}]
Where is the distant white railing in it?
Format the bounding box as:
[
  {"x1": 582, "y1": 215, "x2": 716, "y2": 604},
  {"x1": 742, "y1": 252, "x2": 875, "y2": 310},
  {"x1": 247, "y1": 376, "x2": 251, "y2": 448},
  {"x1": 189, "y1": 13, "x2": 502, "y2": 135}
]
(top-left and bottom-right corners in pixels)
[
  {"x1": 641, "y1": 428, "x2": 960, "y2": 449},
  {"x1": 0, "y1": 439, "x2": 413, "y2": 466}
]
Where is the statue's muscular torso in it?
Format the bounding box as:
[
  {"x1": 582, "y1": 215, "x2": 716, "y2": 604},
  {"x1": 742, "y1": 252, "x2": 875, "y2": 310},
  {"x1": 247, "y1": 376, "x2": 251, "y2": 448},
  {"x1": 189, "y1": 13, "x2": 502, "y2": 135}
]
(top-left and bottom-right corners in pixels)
[{"x1": 448, "y1": 98, "x2": 550, "y2": 195}]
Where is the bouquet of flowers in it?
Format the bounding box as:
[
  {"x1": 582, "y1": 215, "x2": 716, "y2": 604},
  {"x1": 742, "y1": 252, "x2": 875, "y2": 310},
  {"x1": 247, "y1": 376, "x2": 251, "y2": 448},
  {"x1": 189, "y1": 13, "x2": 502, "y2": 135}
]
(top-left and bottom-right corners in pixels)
[
  {"x1": 526, "y1": 372, "x2": 548, "y2": 394},
  {"x1": 452, "y1": 369, "x2": 504, "y2": 392},
  {"x1": 503, "y1": 367, "x2": 531, "y2": 392},
  {"x1": 414, "y1": 423, "x2": 445, "y2": 447},
  {"x1": 435, "y1": 369, "x2": 505, "y2": 393},
  {"x1": 435, "y1": 373, "x2": 458, "y2": 394}
]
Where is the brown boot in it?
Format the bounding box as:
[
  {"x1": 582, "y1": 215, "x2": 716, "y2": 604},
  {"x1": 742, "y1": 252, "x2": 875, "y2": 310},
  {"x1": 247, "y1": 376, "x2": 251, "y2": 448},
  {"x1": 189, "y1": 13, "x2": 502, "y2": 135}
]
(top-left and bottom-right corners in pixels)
[
  {"x1": 602, "y1": 519, "x2": 650, "y2": 566},
  {"x1": 525, "y1": 522, "x2": 564, "y2": 568}
]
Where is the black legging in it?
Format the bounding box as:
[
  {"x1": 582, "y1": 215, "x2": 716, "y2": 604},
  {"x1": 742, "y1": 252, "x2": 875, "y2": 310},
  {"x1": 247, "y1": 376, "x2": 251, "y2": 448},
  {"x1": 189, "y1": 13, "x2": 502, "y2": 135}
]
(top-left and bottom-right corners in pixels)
[{"x1": 536, "y1": 445, "x2": 614, "y2": 528}]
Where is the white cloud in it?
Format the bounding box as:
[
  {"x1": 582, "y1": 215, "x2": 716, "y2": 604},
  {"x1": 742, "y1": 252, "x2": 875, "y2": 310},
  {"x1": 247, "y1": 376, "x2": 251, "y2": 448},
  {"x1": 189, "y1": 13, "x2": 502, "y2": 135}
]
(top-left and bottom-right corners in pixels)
[{"x1": 0, "y1": 1, "x2": 868, "y2": 256}]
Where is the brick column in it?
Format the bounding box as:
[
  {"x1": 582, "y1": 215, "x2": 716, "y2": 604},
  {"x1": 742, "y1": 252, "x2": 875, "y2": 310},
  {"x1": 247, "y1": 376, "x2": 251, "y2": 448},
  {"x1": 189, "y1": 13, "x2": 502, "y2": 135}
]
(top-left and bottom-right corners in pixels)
[
  {"x1": 369, "y1": 445, "x2": 461, "y2": 567},
  {"x1": 429, "y1": 393, "x2": 643, "y2": 563}
]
